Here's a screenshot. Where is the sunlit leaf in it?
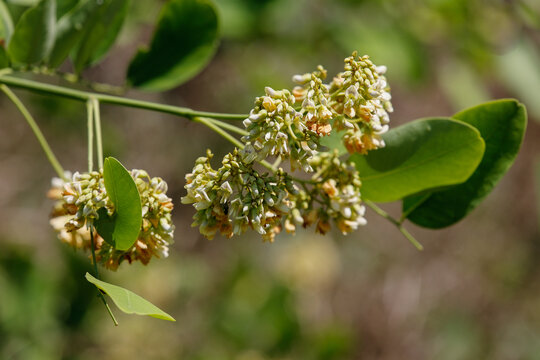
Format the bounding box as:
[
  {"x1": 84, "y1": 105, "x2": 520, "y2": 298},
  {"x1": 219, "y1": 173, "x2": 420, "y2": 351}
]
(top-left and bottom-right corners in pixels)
[
  {"x1": 85, "y1": 273, "x2": 175, "y2": 321},
  {"x1": 403, "y1": 100, "x2": 527, "y2": 228},
  {"x1": 7, "y1": 0, "x2": 56, "y2": 65},
  {"x1": 127, "y1": 0, "x2": 219, "y2": 91},
  {"x1": 351, "y1": 118, "x2": 485, "y2": 203},
  {"x1": 94, "y1": 157, "x2": 142, "y2": 251}
]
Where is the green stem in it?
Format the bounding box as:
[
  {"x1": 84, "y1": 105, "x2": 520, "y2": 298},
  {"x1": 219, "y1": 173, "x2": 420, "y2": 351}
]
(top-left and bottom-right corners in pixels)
[
  {"x1": 0, "y1": 75, "x2": 247, "y2": 120},
  {"x1": 193, "y1": 116, "x2": 244, "y2": 149},
  {"x1": 91, "y1": 98, "x2": 104, "y2": 169},
  {"x1": 198, "y1": 117, "x2": 248, "y2": 136},
  {"x1": 364, "y1": 200, "x2": 423, "y2": 250},
  {"x1": 89, "y1": 225, "x2": 119, "y2": 326},
  {"x1": 0, "y1": 84, "x2": 67, "y2": 180},
  {"x1": 87, "y1": 99, "x2": 94, "y2": 172},
  {"x1": 399, "y1": 193, "x2": 430, "y2": 224}
]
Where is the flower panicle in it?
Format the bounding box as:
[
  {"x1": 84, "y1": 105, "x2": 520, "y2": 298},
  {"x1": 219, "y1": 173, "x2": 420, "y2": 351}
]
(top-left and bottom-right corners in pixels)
[{"x1": 48, "y1": 169, "x2": 175, "y2": 270}]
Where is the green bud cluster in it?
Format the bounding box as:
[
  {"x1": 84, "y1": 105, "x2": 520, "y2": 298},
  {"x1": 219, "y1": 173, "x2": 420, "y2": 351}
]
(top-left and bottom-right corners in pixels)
[
  {"x1": 48, "y1": 169, "x2": 174, "y2": 270},
  {"x1": 182, "y1": 149, "x2": 297, "y2": 242}
]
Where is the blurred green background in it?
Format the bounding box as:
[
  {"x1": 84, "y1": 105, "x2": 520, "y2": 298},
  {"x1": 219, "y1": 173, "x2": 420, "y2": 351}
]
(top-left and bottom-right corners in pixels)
[{"x1": 1, "y1": 0, "x2": 540, "y2": 358}]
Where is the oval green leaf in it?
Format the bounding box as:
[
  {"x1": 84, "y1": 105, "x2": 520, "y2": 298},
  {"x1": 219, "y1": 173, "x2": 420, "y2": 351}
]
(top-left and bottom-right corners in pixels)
[
  {"x1": 94, "y1": 157, "x2": 142, "y2": 251},
  {"x1": 7, "y1": 0, "x2": 56, "y2": 65},
  {"x1": 403, "y1": 99, "x2": 527, "y2": 228},
  {"x1": 72, "y1": 0, "x2": 130, "y2": 74},
  {"x1": 351, "y1": 118, "x2": 485, "y2": 203},
  {"x1": 47, "y1": 0, "x2": 102, "y2": 68},
  {"x1": 0, "y1": 1, "x2": 14, "y2": 44},
  {"x1": 126, "y1": 0, "x2": 219, "y2": 91},
  {"x1": 85, "y1": 273, "x2": 175, "y2": 321}
]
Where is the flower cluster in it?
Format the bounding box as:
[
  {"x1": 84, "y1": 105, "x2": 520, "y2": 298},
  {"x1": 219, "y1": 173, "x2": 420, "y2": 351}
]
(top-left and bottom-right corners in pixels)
[
  {"x1": 330, "y1": 52, "x2": 393, "y2": 154},
  {"x1": 284, "y1": 151, "x2": 366, "y2": 236},
  {"x1": 292, "y1": 65, "x2": 333, "y2": 136},
  {"x1": 48, "y1": 169, "x2": 174, "y2": 270},
  {"x1": 183, "y1": 52, "x2": 391, "y2": 242},
  {"x1": 291, "y1": 52, "x2": 393, "y2": 154},
  {"x1": 242, "y1": 87, "x2": 319, "y2": 172},
  {"x1": 182, "y1": 149, "x2": 296, "y2": 242}
]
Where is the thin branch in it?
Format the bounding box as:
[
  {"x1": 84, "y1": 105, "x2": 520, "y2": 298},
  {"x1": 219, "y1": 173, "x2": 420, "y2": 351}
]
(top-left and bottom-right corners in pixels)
[
  {"x1": 91, "y1": 98, "x2": 104, "y2": 169},
  {"x1": 86, "y1": 99, "x2": 94, "y2": 172},
  {"x1": 89, "y1": 225, "x2": 119, "y2": 326},
  {"x1": 198, "y1": 116, "x2": 248, "y2": 136},
  {"x1": 193, "y1": 116, "x2": 245, "y2": 149},
  {"x1": 0, "y1": 75, "x2": 247, "y2": 120},
  {"x1": 0, "y1": 84, "x2": 67, "y2": 180},
  {"x1": 364, "y1": 200, "x2": 424, "y2": 250}
]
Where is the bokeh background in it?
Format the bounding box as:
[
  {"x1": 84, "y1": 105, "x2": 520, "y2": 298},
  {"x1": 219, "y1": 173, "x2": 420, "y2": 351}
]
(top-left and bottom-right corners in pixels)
[{"x1": 1, "y1": 0, "x2": 540, "y2": 358}]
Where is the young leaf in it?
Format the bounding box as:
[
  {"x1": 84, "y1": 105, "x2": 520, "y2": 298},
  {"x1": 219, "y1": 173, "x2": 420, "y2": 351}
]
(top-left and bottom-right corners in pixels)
[
  {"x1": 85, "y1": 273, "x2": 175, "y2": 321},
  {"x1": 351, "y1": 118, "x2": 485, "y2": 203},
  {"x1": 0, "y1": 1, "x2": 14, "y2": 44},
  {"x1": 126, "y1": 0, "x2": 219, "y2": 91},
  {"x1": 47, "y1": 0, "x2": 102, "y2": 68},
  {"x1": 403, "y1": 100, "x2": 527, "y2": 228},
  {"x1": 94, "y1": 157, "x2": 142, "y2": 251},
  {"x1": 7, "y1": 0, "x2": 56, "y2": 65},
  {"x1": 72, "y1": 0, "x2": 130, "y2": 73}
]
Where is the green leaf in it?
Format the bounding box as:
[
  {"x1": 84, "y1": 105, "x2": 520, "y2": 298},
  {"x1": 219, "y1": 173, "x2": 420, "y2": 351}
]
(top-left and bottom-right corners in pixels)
[
  {"x1": 7, "y1": 0, "x2": 56, "y2": 65},
  {"x1": 94, "y1": 157, "x2": 142, "y2": 251},
  {"x1": 56, "y1": 0, "x2": 79, "y2": 18},
  {"x1": 127, "y1": 0, "x2": 219, "y2": 91},
  {"x1": 85, "y1": 273, "x2": 175, "y2": 321},
  {"x1": 351, "y1": 118, "x2": 485, "y2": 203},
  {"x1": 72, "y1": 0, "x2": 130, "y2": 73},
  {"x1": 6, "y1": 0, "x2": 40, "y2": 5},
  {"x1": 47, "y1": 0, "x2": 101, "y2": 68},
  {"x1": 0, "y1": 44, "x2": 8, "y2": 68},
  {"x1": 319, "y1": 129, "x2": 346, "y2": 155},
  {"x1": 403, "y1": 100, "x2": 527, "y2": 228},
  {"x1": 0, "y1": 1, "x2": 14, "y2": 44}
]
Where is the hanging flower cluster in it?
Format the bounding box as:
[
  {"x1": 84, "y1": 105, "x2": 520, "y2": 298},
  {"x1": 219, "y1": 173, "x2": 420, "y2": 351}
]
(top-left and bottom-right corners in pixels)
[
  {"x1": 293, "y1": 51, "x2": 393, "y2": 154},
  {"x1": 49, "y1": 169, "x2": 174, "y2": 270},
  {"x1": 242, "y1": 87, "x2": 319, "y2": 172},
  {"x1": 182, "y1": 149, "x2": 296, "y2": 242},
  {"x1": 184, "y1": 52, "x2": 392, "y2": 242}
]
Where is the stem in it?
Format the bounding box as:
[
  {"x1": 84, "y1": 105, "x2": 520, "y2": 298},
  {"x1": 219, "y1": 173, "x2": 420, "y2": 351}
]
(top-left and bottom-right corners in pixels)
[
  {"x1": 0, "y1": 75, "x2": 247, "y2": 120},
  {"x1": 92, "y1": 98, "x2": 104, "y2": 169},
  {"x1": 0, "y1": 84, "x2": 66, "y2": 180},
  {"x1": 89, "y1": 225, "x2": 119, "y2": 326},
  {"x1": 364, "y1": 200, "x2": 423, "y2": 250},
  {"x1": 399, "y1": 193, "x2": 430, "y2": 224},
  {"x1": 199, "y1": 117, "x2": 248, "y2": 136},
  {"x1": 87, "y1": 100, "x2": 94, "y2": 172},
  {"x1": 193, "y1": 116, "x2": 244, "y2": 149}
]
